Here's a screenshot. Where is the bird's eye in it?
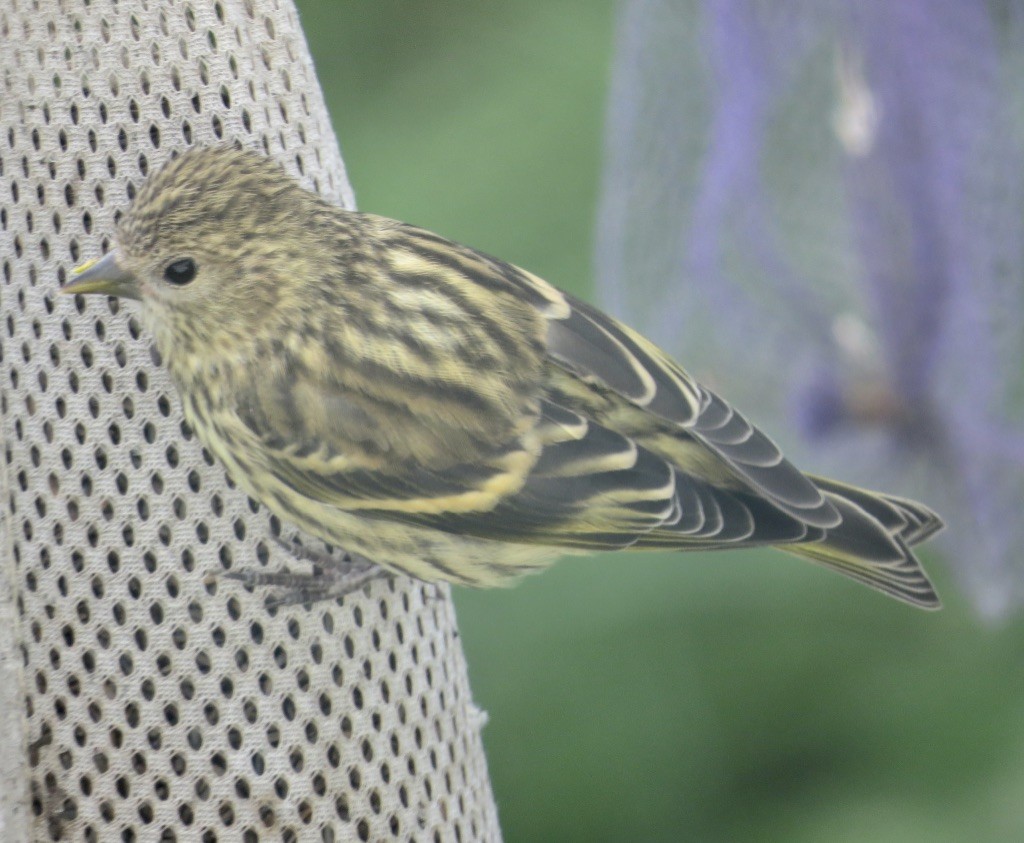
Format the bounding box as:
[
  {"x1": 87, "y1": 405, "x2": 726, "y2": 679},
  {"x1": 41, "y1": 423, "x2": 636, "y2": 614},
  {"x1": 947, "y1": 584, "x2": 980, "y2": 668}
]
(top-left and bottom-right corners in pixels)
[{"x1": 164, "y1": 258, "x2": 198, "y2": 286}]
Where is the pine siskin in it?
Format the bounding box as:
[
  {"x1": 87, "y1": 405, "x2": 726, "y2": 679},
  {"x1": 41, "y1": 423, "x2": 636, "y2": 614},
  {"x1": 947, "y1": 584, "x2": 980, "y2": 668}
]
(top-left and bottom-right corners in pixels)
[{"x1": 63, "y1": 146, "x2": 943, "y2": 608}]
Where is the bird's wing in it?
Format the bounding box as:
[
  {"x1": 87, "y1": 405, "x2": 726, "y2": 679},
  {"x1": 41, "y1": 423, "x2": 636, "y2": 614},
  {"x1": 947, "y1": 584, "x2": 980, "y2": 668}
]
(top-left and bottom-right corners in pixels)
[
  {"x1": 231, "y1": 370, "x2": 815, "y2": 551},
  {"x1": 380, "y1": 222, "x2": 837, "y2": 530},
  {"x1": 395, "y1": 399, "x2": 822, "y2": 550},
  {"x1": 542, "y1": 293, "x2": 842, "y2": 529}
]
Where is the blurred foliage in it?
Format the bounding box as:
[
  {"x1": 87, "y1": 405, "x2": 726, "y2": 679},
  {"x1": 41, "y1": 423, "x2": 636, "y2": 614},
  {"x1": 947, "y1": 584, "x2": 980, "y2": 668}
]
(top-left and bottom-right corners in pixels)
[{"x1": 297, "y1": 2, "x2": 1024, "y2": 841}]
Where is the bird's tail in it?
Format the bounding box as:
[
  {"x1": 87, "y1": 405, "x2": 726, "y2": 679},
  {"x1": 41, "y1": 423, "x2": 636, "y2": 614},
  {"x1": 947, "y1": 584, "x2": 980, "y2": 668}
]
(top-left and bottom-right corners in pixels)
[{"x1": 784, "y1": 476, "x2": 944, "y2": 610}]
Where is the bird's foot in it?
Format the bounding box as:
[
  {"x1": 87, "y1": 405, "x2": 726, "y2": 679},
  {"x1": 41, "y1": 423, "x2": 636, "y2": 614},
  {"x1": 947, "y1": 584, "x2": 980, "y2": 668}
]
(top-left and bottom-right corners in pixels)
[{"x1": 218, "y1": 537, "x2": 393, "y2": 608}]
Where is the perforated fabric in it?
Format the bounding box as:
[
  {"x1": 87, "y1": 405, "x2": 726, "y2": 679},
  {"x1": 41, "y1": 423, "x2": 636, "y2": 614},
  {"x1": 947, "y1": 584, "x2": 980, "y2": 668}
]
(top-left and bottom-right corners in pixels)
[{"x1": 0, "y1": 1, "x2": 502, "y2": 840}]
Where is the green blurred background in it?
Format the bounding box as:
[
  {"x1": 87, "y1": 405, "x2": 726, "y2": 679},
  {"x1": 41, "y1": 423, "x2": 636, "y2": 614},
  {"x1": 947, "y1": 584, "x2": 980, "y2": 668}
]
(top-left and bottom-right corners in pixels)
[{"x1": 295, "y1": 3, "x2": 1024, "y2": 841}]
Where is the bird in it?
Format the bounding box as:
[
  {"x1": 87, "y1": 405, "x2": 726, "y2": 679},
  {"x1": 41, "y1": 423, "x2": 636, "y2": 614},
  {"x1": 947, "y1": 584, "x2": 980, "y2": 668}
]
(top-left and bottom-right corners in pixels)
[{"x1": 62, "y1": 145, "x2": 943, "y2": 609}]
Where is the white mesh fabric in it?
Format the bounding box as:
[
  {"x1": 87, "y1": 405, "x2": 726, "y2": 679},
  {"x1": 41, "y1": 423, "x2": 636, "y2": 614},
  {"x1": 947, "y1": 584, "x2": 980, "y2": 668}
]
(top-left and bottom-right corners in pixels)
[{"x1": 0, "y1": 1, "x2": 502, "y2": 840}]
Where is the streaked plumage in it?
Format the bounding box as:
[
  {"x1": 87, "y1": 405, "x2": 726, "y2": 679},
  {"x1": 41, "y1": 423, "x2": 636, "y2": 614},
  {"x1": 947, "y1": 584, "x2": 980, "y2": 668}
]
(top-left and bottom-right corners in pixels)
[{"x1": 63, "y1": 146, "x2": 943, "y2": 608}]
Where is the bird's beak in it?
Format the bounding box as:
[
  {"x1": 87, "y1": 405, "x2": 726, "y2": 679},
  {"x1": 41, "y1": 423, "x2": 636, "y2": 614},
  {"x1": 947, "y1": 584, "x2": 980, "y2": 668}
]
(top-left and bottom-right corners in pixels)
[{"x1": 61, "y1": 251, "x2": 142, "y2": 301}]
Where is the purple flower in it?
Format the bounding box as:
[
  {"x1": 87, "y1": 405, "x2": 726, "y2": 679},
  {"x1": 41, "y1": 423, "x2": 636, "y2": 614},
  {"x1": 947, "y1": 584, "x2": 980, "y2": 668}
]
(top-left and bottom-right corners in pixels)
[{"x1": 596, "y1": 0, "x2": 1024, "y2": 615}]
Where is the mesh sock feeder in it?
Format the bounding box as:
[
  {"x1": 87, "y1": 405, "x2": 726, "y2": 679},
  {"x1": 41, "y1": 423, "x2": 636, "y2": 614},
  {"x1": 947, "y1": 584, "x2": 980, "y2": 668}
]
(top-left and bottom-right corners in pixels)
[{"x1": 0, "y1": 2, "x2": 502, "y2": 839}]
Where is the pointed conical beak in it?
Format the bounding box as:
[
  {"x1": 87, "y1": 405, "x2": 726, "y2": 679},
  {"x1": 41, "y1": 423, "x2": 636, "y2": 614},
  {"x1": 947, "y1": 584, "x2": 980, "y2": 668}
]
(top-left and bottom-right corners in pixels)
[{"x1": 61, "y1": 251, "x2": 142, "y2": 301}]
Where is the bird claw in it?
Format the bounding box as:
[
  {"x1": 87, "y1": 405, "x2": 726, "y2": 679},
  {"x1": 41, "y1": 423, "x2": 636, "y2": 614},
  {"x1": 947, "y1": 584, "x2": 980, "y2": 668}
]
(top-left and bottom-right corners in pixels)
[{"x1": 217, "y1": 538, "x2": 392, "y2": 607}]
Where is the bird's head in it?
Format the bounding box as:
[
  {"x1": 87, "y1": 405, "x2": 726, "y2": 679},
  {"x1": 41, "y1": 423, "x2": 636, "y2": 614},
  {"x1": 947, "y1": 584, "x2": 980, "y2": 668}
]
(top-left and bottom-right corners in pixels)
[{"x1": 62, "y1": 146, "x2": 328, "y2": 364}]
